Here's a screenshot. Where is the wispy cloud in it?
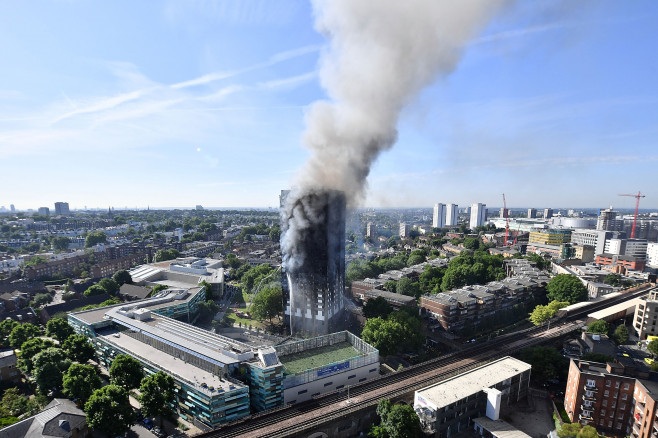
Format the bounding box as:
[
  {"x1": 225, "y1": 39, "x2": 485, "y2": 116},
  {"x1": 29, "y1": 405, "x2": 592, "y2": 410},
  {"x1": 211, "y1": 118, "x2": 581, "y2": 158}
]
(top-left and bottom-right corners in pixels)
[
  {"x1": 259, "y1": 72, "x2": 316, "y2": 90},
  {"x1": 472, "y1": 22, "x2": 568, "y2": 45}
]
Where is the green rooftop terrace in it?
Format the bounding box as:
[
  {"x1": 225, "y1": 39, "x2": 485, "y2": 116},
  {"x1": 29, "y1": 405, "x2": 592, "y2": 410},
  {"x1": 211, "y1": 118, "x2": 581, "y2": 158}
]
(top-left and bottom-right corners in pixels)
[{"x1": 280, "y1": 341, "x2": 360, "y2": 375}]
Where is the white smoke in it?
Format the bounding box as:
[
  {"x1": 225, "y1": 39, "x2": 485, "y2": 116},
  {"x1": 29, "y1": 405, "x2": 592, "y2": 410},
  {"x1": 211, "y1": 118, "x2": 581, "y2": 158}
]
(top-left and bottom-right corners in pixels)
[{"x1": 283, "y1": 0, "x2": 511, "y2": 270}]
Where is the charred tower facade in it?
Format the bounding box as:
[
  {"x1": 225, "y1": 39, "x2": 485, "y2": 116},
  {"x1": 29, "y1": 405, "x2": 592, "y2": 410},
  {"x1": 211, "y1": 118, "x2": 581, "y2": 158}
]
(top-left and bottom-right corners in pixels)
[{"x1": 280, "y1": 189, "x2": 346, "y2": 337}]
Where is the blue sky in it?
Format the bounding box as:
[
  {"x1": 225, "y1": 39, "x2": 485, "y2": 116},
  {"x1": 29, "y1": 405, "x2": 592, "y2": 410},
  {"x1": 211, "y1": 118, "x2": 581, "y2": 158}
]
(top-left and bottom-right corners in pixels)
[{"x1": 1, "y1": 1, "x2": 656, "y2": 211}]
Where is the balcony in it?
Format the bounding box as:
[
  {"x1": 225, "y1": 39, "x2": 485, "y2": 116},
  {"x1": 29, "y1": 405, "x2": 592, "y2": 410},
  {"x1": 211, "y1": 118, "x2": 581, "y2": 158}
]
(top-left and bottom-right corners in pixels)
[
  {"x1": 579, "y1": 414, "x2": 593, "y2": 422},
  {"x1": 584, "y1": 384, "x2": 598, "y2": 391},
  {"x1": 582, "y1": 394, "x2": 596, "y2": 402},
  {"x1": 581, "y1": 404, "x2": 594, "y2": 412}
]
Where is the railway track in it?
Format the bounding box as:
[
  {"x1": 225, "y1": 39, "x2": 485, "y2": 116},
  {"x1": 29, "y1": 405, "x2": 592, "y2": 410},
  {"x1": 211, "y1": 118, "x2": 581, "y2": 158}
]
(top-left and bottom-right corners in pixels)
[{"x1": 201, "y1": 284, "x2": 655, "y2": 438}]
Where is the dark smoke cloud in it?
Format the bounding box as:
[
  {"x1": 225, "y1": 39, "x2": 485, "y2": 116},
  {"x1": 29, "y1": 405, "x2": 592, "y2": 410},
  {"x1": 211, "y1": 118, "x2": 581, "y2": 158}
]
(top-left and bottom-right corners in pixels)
[{"x1": 283, "y1": 0, "x2": 511, "y2": 270}]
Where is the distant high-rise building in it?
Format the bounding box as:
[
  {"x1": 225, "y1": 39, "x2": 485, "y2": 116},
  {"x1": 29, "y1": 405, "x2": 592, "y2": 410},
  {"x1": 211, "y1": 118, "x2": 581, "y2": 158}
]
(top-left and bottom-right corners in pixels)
[
  {"x1": 596, "y1": 206, "x2": 621, "y2": 231},
  {"x1": 196, "y1": 205, "x2": 204, "y2": 211},
  {"x1": 527, "y1": 208, "x2": 536, "y2": 219},
  {"x1": 469, "y1": 203, "x2": 487, "y2": 229},
  {"x1": 54, "y1": 202, "x2": 70, "y2": 216},
  {"x1": 432, "y1": 203, "x2": 446, "y2": 228},
  {"x1": 543, "y1": 208, "x2": 553, "y2": 219},
  {"x1": 499, "y1": 208, "x2": 508, "y2": 219},
  {"x1": 366, "y1": 222, "x2": 376, "y2": 238},
  {"x1": 9, "y1": 204, "x2": 15, "y2": 213},
  {"x1": 446, "y1": 204, "x2": 458, "y2": 226},
  {"x1": 399, "y1": 222, "x2": 410, "y2": 238},
  {"x1": 38, "y1": 207, "x2": 49, "y2": 216},
  {"x1": 280, "y1": 189, "x2": 346, "y2": 337}
]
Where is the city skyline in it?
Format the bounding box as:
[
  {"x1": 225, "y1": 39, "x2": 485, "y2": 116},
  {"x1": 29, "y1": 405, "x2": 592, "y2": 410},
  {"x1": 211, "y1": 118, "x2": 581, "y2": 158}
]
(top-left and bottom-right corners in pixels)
[{"x1": 1, "y1": 1, "x2": 657, "y2": 210}]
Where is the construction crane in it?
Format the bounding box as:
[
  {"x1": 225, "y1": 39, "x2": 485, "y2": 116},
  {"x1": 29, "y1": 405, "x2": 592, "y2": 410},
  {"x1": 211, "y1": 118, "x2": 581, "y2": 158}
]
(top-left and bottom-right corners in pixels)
[
  {"x1": 502, "y1": 193, "x2": 510, "y2": 246},
  {"x1": 618, "y1": 191, "x2": 646, "y2": 238}
]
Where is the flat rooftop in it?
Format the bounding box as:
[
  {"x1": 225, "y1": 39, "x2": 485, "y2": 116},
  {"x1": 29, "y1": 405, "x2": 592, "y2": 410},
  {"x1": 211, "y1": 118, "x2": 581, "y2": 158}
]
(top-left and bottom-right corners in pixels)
[
  {"x1": 279, "y1": 341, "x2": 360, "y2": 375},
  {"x1": 473, "y1": 417, "x2": 531, "y2": 438},
  {"x1": 416, "y1": 357, "x2": 531, "y2": 409},
  {"x1": 97, "y1": 328, "x2": 242, "y2": 395}
]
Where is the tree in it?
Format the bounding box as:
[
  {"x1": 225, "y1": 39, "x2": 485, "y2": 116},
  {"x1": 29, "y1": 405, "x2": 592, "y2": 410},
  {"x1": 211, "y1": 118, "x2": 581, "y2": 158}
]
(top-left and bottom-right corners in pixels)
[
  {"x1": 603, "y1": 273, "x2": 622, "y2": 287},
  {"x1": 63, "y1": 334, "x2": 96, "y2": 364},
  {"x1": 139, "y1": 371, "x2": 176, "y2": 426},
  {"x1": 63, "y1": 363, "x2": 102, "y2": 402},
  {"x1": 83, "y1": 284, "x2": 106, "y2": 298},
  {"x1": 154, "y1": 249, "x2": 179, "y2": 262},
  {"x1": 361, "y1": 312, "x2": 422, "y2": 356},
  {"x1": 363, "y1": 297, "x2": 392, "y2": 319},
  {"x1": 1, "y1": 388, "x2": 39, "y2": 418},
  {"x1": 520, "y1": 346, "x2": 568, "y2": 383},
  {"x1": 84, "y1": 231, "x2": 107, "y2": 248},
  {"x1": 225, "y1": 253, "x2": 242, "y2": 269},
  {"x1": 46, "y1": 318, "x2": 75, "y2": 343},
  {"x1": 109, "y1": 354, "x2": 144, "y2": 389},
  {"x1": 0, "y1": 319, "x2": 18, "y2": 344},
  {"x1": 51, "y1": 236, "x2": 71, "y2": 252},
  {"x1": 17, "y1": 338, "x2": 55, "y2": 374},
  {"x1": 558, "y1": 423, "x2": 581, "y2": 438},
  {"x1": 463, "y1": 237, "x2": 480, "y2": 250},
  {"x1": 251, "y1": 285, "x2": 283, "y2": 323},
  {"x1": 98, "y1": 278, "x2": 120, "y2": 295},
  {"x1": 33, "y1": 347, "x2": 72, "y2": 393},
  {"x1": 371, "y1": 399, "x2": 422, "y2": 438},
  {"x1": 396, "y1": 278, "x2": 420, "y2": 299},
  {"x1": 613, "y1": 325, "x2": 629, "y2": 344},
  {"x1": 85, "y1": 385, "x2": 135, "y2": 437},
  {"x1": 31, "y1": 292, "x2": 53, "y2": 308},
  {"x1": 582, "y1": 353, "x2": 613, "y2": 363},
  {"x1": 9, "y1": 323, "x2": 41, "y2": 349},
  {"x1": 648, "y1": 340, "x2": 658, "y2": 357},
  {"x1": 586, "y1": 320, "x2": 609, "y2": 335},
  {"x1": 197, "y1": 300, "x2": 220, "y2": 323},
  {"x1": 546, "y1": 274, "x2": 587, "y2": 304}
]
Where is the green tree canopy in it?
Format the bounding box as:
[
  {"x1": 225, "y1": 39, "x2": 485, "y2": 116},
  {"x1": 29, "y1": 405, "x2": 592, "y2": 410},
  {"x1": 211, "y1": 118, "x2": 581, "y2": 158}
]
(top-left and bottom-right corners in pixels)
[
  {"x1": 370, "y1": 399, "x2": 423, "y2": 438},
  {"x1": 363, "y1": 297, "x2": 392, "y2": 319},
  {"x1": 154, "y1": 248, "x2": 179, "y2": 262},
  {"x1": 83, "y1": 284, "x2": 106, "y2": 298},
  {"x1": 84, "y1": 231, "x2": 107, "y2": 248},
  {"x1": 46, "y1": 318, "x2": 75, "y2": 343},
  {"x1": 85, "y1": 385, "x2": 135, "y2": 437},
  {"x1": 51, "y1": 236, "x2": 71, "y2": 252},
  {"x1": 613, "y1": 325, "x2": 629, "y2": 344},
  {"x1": 251, "y1": 285, "x2": 283, "y2": 323},
  {"x1": 361, "y1": 311, "x2": 423, "y2": 356},
  {"x1": 63, "y1": 334, "x2": 96, "y2": 364},
  {"x1": 109, "y1": 354, "x2": 144, "y2": 389},
  {"x1": 112, "y1": 269, "x2": 133, "y2": 286},
  {"x1": 520, "y1": 346, "x2": 568, "y2": 383},
  {"x1": 529, "y1": 300, "x2": 569, "y2": 326},
  {"x1": 648, "y1": 340, "x2": 658, "y2": 357},
  {"x1": 396, "y1": 277, "x2": 420, "y2": 299},
  {"x1": 139, "y1": 371, "x2": 176, "y2": 426},
  {"x1": 546, "y1": 274, "x2": 587, "y2": 304},
  {"x1": 197, "y1": 300, "x2": 220, "y2": 323},
  {"x1": 31, "y1": 292, "x2": 53, "y2": 308},
  {"x1": 18, "y1": 338, "x2": 55, "y2": 374},
  {"x1": 9, "y1": 323, "x2": 41, "y2": 349},
  {"x1": 33, "y1": 347, "x2": 72, "y2": 393},
  {"x1": 63, "y1": 363, "x2": 102, "y2": 402},
  {"x1": 0, "y1": 319, "x2": 18, "y2": 344},
  {"x1": 586, "y1": 320, "x2": 609, "y2": 335},
  {"x1": 98, "y1": 278, "x2": 120, "y2": 295}
]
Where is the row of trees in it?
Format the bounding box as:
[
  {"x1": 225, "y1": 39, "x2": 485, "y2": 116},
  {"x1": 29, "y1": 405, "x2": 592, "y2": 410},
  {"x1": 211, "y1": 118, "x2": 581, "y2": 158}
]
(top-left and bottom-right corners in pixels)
[{"x1": 361, "y1": 307, "x2": 423, "y2": 356}]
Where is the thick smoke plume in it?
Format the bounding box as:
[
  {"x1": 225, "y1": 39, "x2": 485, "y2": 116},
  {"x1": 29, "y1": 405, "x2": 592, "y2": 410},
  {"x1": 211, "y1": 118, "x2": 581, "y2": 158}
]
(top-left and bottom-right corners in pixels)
[{"x1": 282, "y1": 0, "x2": 509, "y2": 271}]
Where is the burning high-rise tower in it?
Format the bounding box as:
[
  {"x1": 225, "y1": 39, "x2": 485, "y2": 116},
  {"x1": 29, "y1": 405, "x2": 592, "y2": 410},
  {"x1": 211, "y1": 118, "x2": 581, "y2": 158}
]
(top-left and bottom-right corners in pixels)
[{"x1": 280, "y1": 189, "x2": 346, "y2": 337}]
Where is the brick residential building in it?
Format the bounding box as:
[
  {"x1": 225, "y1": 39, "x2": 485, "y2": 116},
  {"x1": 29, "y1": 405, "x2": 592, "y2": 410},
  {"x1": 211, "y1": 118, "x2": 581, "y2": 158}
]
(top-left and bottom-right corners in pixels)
[{"x1": 564, "y1": 359, "x2": 658, "y2": 436}]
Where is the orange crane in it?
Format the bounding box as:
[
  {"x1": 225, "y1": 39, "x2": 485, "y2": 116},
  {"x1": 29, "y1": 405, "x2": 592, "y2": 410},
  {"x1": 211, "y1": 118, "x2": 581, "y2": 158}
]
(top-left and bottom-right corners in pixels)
[
  {"x1": 618, "y1": 191, "x2": 646, "y2": 238},
  {"x1": 502, "y1": 193, "x2": 510, "y2": 246}
]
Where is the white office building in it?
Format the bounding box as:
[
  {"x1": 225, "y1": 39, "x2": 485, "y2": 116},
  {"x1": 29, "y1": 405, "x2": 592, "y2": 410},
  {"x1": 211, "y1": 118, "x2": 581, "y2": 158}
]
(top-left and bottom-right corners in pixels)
[
  {"x1": 571, "y1": 230, "x2": 620, "y2": 256},
  {"x1": 647, "y1": 243, "x2": 658, "y2": 269},
  {"x1": 446, "y1": 204, "x2": 459, "y2": 226},
  {"x1": 470, "y1": 203, "x2": 487, "y2": 229},
  {"x1": 399, "y1": 222, "x2": 410, "y2": 238},
  {"x1": 433, "y1": 203, "x2": 446, "y2": 228}
]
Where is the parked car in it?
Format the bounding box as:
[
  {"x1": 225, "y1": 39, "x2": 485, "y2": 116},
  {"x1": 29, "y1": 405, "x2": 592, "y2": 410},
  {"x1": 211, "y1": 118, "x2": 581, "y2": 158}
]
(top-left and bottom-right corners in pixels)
[
  {"x1": 152, "y1": 426, "x2": 166, "y2": 438},
  {"x1": 142, "y1": 418, "x2": 154, "y2": 430}
]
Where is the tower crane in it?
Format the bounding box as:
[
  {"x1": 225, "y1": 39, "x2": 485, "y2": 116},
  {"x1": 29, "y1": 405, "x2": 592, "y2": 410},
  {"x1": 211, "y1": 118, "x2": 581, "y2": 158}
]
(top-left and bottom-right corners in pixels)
[
  {"x1": 618, "y1": 191, "x2": 646, "y2": 238},
  {"x1": 502, "y1": 193, "x2": 510, "y2": 246}
]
